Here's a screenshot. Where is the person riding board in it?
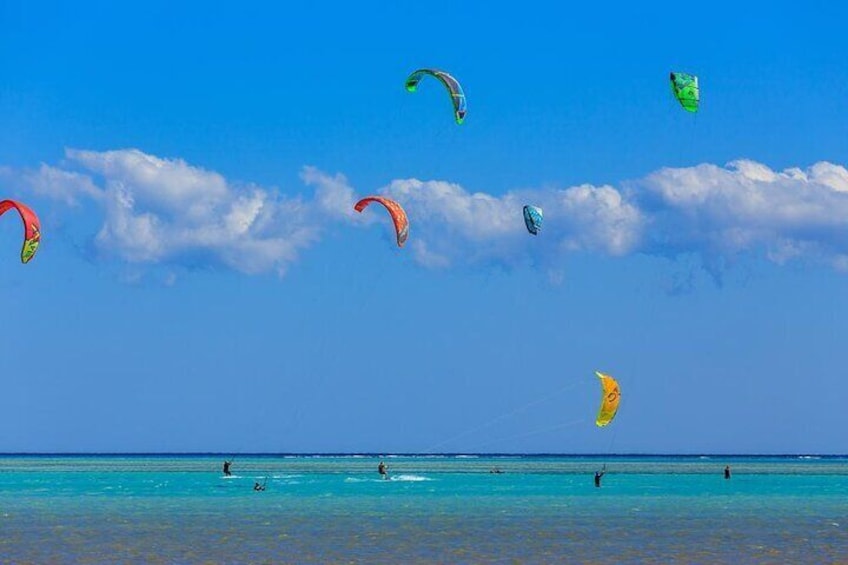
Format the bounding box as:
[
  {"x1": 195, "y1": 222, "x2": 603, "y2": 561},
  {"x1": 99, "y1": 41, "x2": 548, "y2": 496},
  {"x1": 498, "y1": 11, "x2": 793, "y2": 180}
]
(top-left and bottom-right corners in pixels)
[
  {"x1": 378, "y1": 461, "x2": 389, "y2": 480},
  {"x1": 223, "y1": 460, "x2": 232, "y2": 476}
]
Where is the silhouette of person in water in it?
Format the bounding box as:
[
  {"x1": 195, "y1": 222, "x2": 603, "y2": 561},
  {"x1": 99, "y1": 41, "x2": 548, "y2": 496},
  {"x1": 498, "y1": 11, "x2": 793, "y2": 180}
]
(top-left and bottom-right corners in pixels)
[
  {"x1": 223, "y1": 460, "x2": 232, "y2": 476},
  {"x1": 253, "y1": 481, "x2": 266, "y2": 491},
  {"x1": 594, "y1": 469, "x2": 605, "y2": 488},
  {"x1": 724, "y1": 465, "x2": 731, "y2": 480},
  {"x1": 378, "y1": 461, "x2": 388, "y2": 480}
]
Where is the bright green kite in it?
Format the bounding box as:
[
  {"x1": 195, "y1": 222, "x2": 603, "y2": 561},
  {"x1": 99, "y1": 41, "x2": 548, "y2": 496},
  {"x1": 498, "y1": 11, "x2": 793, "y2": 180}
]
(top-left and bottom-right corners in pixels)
[{"x1": 669, "y1": 72, "x2": 699, "y2": 112}]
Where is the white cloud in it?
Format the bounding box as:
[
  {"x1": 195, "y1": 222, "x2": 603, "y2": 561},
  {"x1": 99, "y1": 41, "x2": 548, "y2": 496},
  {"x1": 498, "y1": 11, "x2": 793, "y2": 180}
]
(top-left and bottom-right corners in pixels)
[
  {"x1": 66, "y1": 148, "x2": 228, "y2": 221},
  {"x1": 0, "y1": 163, "x2": 103, "y2": 206},
  {"x1": 544, "y1": 184, "x2": 643, "y2": 256},
  {"x1": 640, "y1": 160, "x2": 848, "y2": 267},
  {"x1": 410, "y1": 239, "x2": 451, "y2": 269},
  {"x1": 11, "y1": 149, "x2": 848, "y2": 278},
  {"x1": 300, "y1": 166, "x2": 359, "y2": 221},
  {"x1": 13, "y1": 148, "x2": 335, "y2": 276},
  {"x1": 381, "y1": 178, "x2": 643, "y2": 268},
  {"x1": 95, "y1": 183, "x2": 164, "y2": 263}
]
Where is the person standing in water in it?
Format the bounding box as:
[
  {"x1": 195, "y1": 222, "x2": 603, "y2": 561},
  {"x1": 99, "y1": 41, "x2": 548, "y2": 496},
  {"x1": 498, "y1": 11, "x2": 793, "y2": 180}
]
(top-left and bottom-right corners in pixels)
[
  {"x1": 378, "y1": 460, "x2": 389, "y2": 480},
  {"x1": 724, "y1": 465, "x2": 731, "y2": 479},
  {"x1": 223, "y1": 460, "x2": 232, "y2": 476},
  {"x1": 594, "y1": 467, "x2": 605, "y2": 488}
]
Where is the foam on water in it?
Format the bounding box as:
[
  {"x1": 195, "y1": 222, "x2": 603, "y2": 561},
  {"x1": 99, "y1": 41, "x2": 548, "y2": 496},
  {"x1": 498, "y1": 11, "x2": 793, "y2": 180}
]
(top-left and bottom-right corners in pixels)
[{"x1": 389, "y1": 474, "x2": 432, "y2": 482}]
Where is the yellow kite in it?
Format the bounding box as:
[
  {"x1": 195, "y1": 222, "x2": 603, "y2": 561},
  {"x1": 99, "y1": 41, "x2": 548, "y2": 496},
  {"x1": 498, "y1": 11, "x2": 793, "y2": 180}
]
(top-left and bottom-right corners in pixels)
[{"x1": 595, "y1": 371, "x2": 620, "y2": 427}]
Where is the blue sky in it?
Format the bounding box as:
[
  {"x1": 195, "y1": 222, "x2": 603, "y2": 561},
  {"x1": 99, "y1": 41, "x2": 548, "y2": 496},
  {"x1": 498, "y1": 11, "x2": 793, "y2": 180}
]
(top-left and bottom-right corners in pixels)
[{"x1": 1, "y1": 0, "x2": 847, "y2": 453}]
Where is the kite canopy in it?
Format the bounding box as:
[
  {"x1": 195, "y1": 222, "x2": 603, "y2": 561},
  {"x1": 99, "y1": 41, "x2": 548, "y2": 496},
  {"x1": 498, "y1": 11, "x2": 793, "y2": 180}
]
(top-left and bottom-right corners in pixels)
[
  {"x1": 0, "y1": 199, "x2": 41, "y2": 263},
  {"x1": 594, "y1": 371, "x2": 620, "y2": 427},
  {"x1": 523, "y1": 205, "x2": 543, "y2": 235},
  {"x1": 405, "y1": 68, "x2": 467, "y2": 124},
  {"x1": 670, "y1": 72, "x2": 699, "y2": 112},
  {"x1": 354, "y1": 196, "x2": 409, "y2": 248}
]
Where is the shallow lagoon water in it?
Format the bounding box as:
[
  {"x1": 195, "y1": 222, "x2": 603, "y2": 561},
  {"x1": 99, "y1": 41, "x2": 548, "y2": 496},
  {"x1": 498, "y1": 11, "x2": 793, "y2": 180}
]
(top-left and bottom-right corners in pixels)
[{"x1": 2, "y1": 454, "x2": 847, "y2": 563}]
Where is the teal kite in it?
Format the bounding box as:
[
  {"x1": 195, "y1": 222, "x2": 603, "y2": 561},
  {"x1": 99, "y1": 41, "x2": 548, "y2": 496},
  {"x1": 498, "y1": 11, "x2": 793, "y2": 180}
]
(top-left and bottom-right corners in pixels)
[
  {"x1": 669, "y1": 72, "x2": 699, "y2": 112},
  {"x1": 523, "y1": 205, "x2": 543, "y2": 236},
  {"x1": 405, "y1": 69, "x2": 467, "y2": 124}
]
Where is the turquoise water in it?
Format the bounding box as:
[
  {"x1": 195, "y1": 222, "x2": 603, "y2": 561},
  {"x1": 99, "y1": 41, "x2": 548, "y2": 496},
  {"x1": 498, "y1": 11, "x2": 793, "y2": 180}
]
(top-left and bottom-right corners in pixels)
[{"x1": 2, "y1": 454, "x2": 847, "y2": 563}]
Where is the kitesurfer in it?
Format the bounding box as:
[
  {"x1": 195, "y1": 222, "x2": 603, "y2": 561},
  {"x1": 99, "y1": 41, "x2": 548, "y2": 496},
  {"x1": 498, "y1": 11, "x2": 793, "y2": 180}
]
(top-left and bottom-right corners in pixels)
[
  {"x1": 724, "y1": 465, "x2": 731, "y2": 480},
  {"x1": 378, "y1": 461, "x2": 388, "y2": 480},
  {"x1": 223, "y1": 460, "x2": 232, "y2": 476},
  {"x1": 594, "y1": 468, "x2": 605, "y2": 488},
  {"x1": 253, "y1": 481, "x2": 266, "y2": 491}
]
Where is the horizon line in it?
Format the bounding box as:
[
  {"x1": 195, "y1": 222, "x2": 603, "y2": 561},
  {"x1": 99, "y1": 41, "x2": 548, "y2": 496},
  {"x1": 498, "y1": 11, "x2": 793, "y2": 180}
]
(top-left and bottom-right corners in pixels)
[{"x1": 1, "y1": 452, "x2": 845, "y2": 458}]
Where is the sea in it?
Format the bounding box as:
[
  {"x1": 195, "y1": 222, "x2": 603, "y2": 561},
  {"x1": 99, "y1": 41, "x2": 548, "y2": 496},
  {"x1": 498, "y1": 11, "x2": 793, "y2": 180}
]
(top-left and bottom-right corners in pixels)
[{"x1": 1, "y1": 454, "x2": 847, "y2": 564}]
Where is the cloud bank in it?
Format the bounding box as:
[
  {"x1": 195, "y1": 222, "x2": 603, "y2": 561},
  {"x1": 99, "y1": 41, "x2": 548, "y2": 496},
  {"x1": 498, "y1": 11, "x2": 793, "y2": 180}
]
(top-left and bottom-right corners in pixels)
[{"x1": 8, "y1": 148, "x2": 848, "y2": 276}]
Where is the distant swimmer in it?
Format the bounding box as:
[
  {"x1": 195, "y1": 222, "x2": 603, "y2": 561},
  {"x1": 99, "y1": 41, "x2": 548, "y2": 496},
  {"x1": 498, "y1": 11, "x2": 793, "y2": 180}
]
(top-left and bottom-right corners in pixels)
[
  {"x1": 594, "y1": 468, "x2": 605, "y2": 488},
  {"x1": 724, "y1": 465, "x2": 731, "y2": 480},
  {"x1": 378, "y1": 461, "x2": 389, "y2": 480},
  {"x1": 253, "y1": 481, "x2": 266, "y2": 491},
  {"x1": 223, "y1": 460, "x2": 232, "y2": 477}
]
